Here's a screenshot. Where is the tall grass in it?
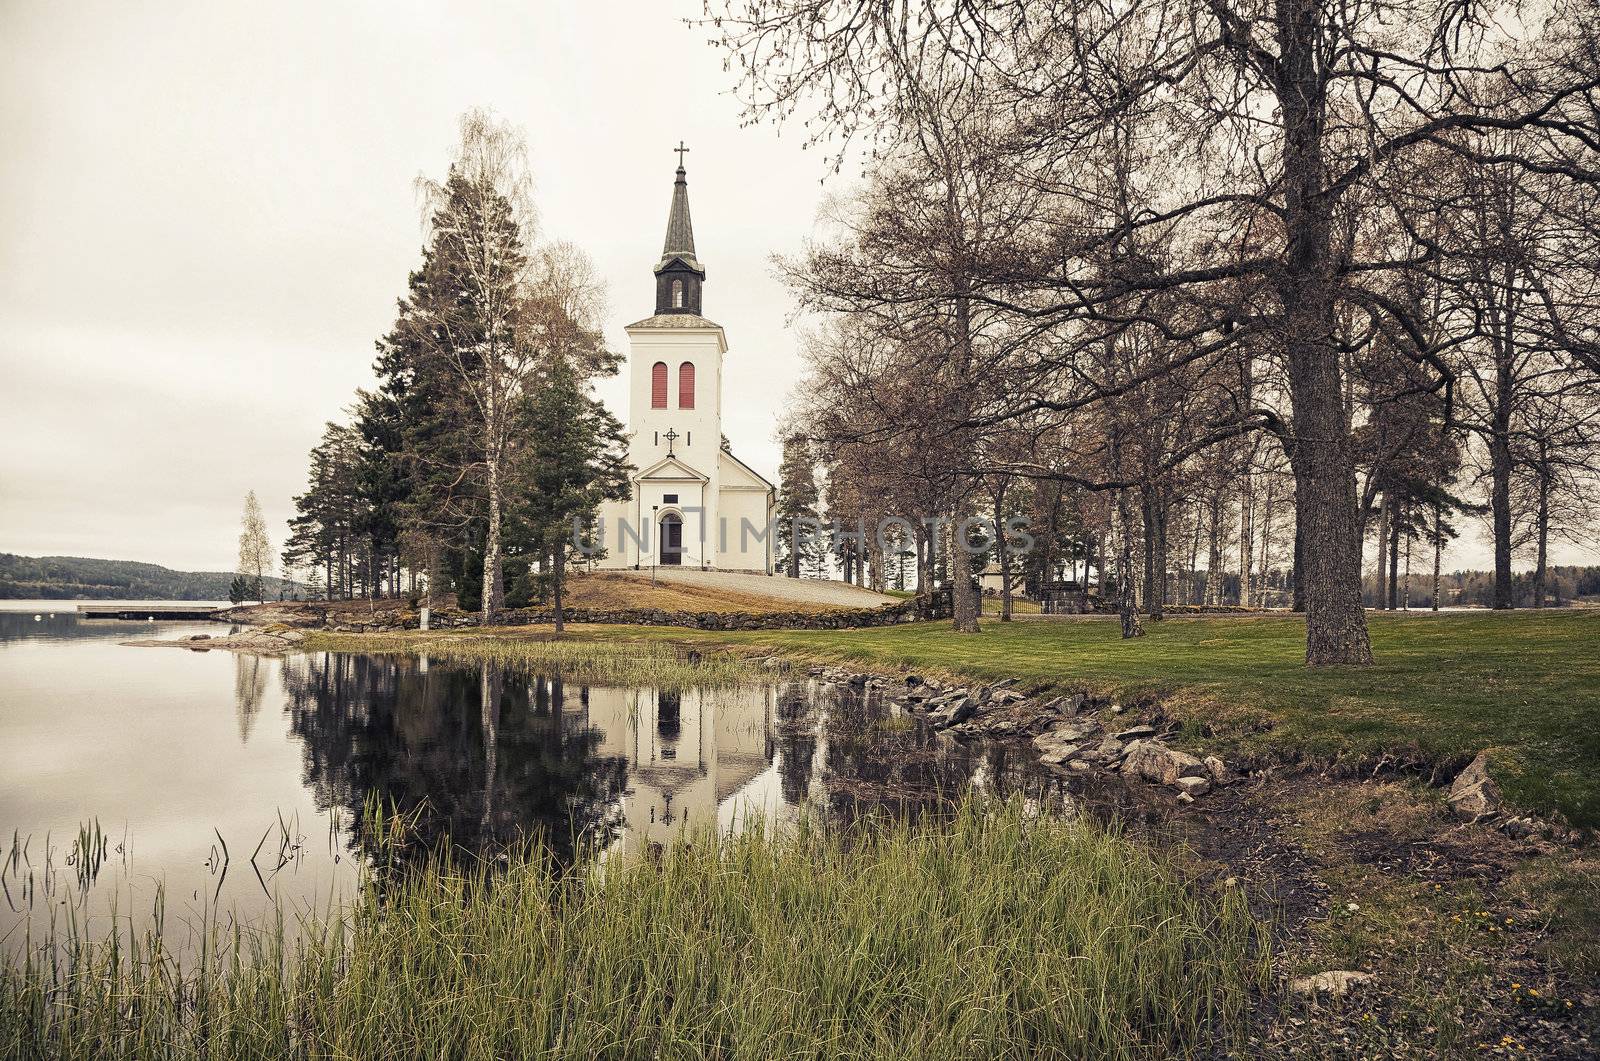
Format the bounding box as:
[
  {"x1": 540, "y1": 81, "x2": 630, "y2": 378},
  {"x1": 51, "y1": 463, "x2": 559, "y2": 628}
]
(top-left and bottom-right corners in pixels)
[
  {"x1": 305, "y1": 631, "x2": 753, "y2": 687},
  {"x1": 1, "y1": 799, "x2": 1267, "y2": 1059}
]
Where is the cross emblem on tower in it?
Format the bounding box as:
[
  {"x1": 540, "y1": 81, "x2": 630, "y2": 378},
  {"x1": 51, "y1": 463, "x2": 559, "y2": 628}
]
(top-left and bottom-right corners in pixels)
[
  {"x1": 663, "y1": 427, "x2": 679, "y2": 456},
  {"x1": 674, "y1": 140, "x2": 690, "y2": 166}
]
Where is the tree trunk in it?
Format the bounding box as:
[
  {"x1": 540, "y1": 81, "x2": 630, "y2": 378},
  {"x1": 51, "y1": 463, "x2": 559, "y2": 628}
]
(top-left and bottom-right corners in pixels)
[
  {"x1": 482, "y1": 455, "x2": 505, "y2": 622},
  {"x1": 993, "y1": 487, "x2": 1013, "y2": 622},
  {"x1": 1440, "y1": 492, "x2": 1452, "y2": 611},
  {"x1": 1387, "y1": 508, "x2": 1400, "y2": 611},
  {"x1": 1402, "y1": 533, "x2": 1412, "y2": 610},
  {"x1": 1291, "y1": 491, "x2": 1306, "y2": 613},
  {"x1": 1187, "y1": 505, "x2": 1203, "y2": 607},
  {"x1": 1373, "y1": 490, "x2": 1389, "y2": 610},
  {"x1": 1487, "y1": 427, "x2": 1515, "y2": 610},
  {"x1": 1534, "y1": 470, "x2": 1550, "y2": 609},
  {"x1": 1258, "y1": 483, "x2": 1275, "y2": 609},
  {"x1": 553, "y1": 545, "x2": 567, "y2": 634},
  {"x1": 950, "y1": 513, "x2": 980, "y2": 634},
  {"x1": 1276, "y1": 0, "x2": 1373, "y2": 663},
  {"x1": 1115, "y1": 488, "x2": 1144, "y2": 638},
  {"x1": 1205, "y1": 493, "x2": 1223, "y2": 606},
  {"x1": 1237, "y1": 474, "x2": 1253, "y2": 607}
]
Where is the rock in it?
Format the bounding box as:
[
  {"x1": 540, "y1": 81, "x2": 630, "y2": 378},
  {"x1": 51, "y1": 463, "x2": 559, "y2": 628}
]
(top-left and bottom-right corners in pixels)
[
  {"x1": 1040, "y1": 743, "x2": 1084, "y2": 766},
  {"x1": 1110, "y1": 703, "x2": 1126, "y2": 715},
  {"x1": 278, "y1": 629, "x2": 306, "y2": 644},
  {"x1": 1174, "y1": 776, "x2": 1211, "y2": 797},
  {"x1": 1501, "y1": 816, "x2": 1541, "y2": 839},
  {"x1": 1446, "y1": 750, "x2": 1504, "y2": 823},
  {"x1": 1041, "y1": 693, "x2": 1086, "y2": 717},
  {"x1": 1095, "y1": 736, "x2": 1126, "y2": 761},
  {"x1": 1289, "y1": 970, "x2": 1374, "y2": 998},
  {"x1": 1203, "y1": 755, "x2": 1229, "y2": 785},
  {"x1": 1122, "y1": 741, "x2": 1207, "y2": 786},
  {"x1": 1032, "y1": 722, "x2": 1097, "y2": 751},
  {"x1": 186, "y1": 634, "x2": 211, "y2": 641},
  {"x1": 1114, "y1": 724, "x2": 1156, "y2": 742},
  {"x1": 929, "y1": 696, "x2": 977, "y2": 729}
]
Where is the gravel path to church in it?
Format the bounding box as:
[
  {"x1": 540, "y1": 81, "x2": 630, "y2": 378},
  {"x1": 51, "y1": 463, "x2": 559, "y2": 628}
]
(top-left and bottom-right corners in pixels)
[{"x1": 617, "y1": 568, "x2": 898, "y2": 608}]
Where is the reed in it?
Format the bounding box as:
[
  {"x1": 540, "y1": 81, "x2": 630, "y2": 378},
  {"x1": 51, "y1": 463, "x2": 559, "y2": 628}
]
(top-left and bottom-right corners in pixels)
[
  {"x1": 305, "y1": 630, "x2": 753, "y2": 687},
  {"x1": 0, "y1": 798, "x2": 1267, "y2": 1060}
]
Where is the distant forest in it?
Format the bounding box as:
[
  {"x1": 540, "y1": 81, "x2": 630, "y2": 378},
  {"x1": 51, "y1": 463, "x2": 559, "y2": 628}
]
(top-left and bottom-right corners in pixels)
[
  {"x1": 0, "y1": 554, "x2": 305, "y2": 601},
  {"x1": 1361, "y1": 566, "x2": 1600, "y2": 611}
]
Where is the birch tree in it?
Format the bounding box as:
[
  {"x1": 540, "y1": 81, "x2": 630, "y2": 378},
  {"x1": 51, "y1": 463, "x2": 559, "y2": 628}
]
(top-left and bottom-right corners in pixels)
[
  {"x1": 236, "y1": 491, "x2": 272, "y2": 603},
  {"x1": 415, "y1": 110, "x2": 540, "y2": 622}
]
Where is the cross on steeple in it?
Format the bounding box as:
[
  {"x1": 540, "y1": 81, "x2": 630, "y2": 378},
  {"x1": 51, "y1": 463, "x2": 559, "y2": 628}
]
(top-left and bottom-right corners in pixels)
[
  {"x1": 674, "y1": 140, "x2": 690, "y2": 167},
  {"x1": 663, "y1": 427, "x2": 679, "y2": 456}
]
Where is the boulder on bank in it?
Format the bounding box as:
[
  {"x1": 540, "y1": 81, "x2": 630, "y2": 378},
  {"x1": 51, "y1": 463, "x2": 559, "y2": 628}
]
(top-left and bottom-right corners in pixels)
[
  {"x1": 1446, "y1": 750, "x2": 1504, "y2": 823},
  {"x1": 1290, "y1": 970, "x2": 1373, "y2": 999},
  {"x1": 1122, "y1": 740, "x2": 1208, "y2": 786}
]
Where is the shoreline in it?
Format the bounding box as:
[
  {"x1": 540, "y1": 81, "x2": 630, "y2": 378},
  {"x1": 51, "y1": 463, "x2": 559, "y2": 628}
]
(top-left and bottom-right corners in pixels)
[{"x1": 115, "y1": 615, "x2": 1600, "y2": 1053}]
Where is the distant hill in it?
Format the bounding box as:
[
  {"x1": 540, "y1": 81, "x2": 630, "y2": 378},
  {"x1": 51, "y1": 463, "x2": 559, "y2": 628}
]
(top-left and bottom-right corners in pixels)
[{"x1": 0, "y1": 553, "x2": 305, "y2": 601}]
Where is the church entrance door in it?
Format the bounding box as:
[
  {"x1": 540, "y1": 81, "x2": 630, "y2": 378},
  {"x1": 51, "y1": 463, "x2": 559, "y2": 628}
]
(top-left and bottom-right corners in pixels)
[{"x1": 659, "y1": 513, "x2": 683, "y2": 565}]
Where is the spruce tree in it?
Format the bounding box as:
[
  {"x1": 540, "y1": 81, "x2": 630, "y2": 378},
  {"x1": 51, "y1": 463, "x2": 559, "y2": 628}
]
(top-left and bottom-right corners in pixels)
[{"x1": 775, "y1": 436, "x2": 823, "y2": 578}]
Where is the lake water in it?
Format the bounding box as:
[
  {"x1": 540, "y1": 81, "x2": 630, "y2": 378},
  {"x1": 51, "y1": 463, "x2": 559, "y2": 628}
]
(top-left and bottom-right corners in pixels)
[{"x1": 0, "y1": 602, "x2": 1048, "y2": 954}]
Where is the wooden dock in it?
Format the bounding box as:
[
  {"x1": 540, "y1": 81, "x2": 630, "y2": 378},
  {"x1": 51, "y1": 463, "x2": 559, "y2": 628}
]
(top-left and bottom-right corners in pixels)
[{"x1": 76, "y1": 603, "x2": 224, "y2": 621}]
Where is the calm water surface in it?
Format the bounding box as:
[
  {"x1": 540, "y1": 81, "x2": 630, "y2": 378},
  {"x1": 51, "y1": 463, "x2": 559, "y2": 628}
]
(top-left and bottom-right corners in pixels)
[{"x1": 0, "y1": 602, "x2": 1048, "y2": 952}]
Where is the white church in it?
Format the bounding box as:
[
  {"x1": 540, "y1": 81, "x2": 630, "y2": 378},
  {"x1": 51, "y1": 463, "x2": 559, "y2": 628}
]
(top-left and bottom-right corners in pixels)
[{"x1": 594, "y1": 154, "x2": 778, "y2": 572}]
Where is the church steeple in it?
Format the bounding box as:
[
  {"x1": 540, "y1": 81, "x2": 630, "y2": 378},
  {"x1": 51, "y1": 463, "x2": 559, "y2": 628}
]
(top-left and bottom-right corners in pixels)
[{"x1": 654, "y1": 144, "x2": 705, "y2": 315}]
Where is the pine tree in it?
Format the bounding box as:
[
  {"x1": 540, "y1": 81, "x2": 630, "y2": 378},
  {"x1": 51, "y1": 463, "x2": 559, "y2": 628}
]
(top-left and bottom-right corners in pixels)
[
  {"x1": 774, "y1": 436, "x2": 823, "y2": 578},
  {"x1": 508, "y1": 353, "x2": 630, "y2": 630}
]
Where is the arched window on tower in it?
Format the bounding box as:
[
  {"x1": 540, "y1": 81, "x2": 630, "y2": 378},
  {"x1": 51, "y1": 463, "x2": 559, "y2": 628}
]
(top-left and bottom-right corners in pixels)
[
  {"x1": 651, "y1": 362, "x2": 668, "y2": 408},
  {"x1": 672, "y1": 280, "x2": 684, "y2": 309},
  {"x1": 678, "y1": 361, "x2": 695, "y2": 409}
]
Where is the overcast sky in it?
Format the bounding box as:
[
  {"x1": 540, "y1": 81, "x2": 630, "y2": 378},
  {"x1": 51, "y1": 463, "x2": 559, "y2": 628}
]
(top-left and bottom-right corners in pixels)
[{"x1": 1, "y1": 0, "x2": 1592, "y2": 575}]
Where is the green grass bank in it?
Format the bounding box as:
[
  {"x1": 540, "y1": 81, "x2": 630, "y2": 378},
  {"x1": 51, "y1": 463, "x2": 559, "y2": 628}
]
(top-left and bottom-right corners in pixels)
[{"x1": 2, "y1": 801, "x2": 1263, "y2": 1060}]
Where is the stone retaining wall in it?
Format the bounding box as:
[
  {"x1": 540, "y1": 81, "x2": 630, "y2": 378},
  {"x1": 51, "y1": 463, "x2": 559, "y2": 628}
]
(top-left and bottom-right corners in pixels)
[{"x1": 317, "y1": 593, "x2": 954, "y2": 634}]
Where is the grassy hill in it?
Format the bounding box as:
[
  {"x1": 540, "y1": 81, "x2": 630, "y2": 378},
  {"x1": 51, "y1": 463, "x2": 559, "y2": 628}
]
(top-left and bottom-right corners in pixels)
[{"x1": 0, "y1": 553, "x2": 303, "y2": 601}]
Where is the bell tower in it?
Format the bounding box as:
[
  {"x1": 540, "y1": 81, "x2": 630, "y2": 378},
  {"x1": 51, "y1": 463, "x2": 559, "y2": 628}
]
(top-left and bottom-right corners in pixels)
[{"x1": 654, "y1": 142, "x2": 705, "y2": 315}]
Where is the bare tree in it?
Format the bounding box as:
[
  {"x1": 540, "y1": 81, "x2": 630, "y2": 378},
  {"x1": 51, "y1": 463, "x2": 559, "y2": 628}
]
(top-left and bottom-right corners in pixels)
[
  {"x1": 711, "y1": 0, "x2": 1600, "y2": 664},
  {"x1": 237, "y1": 490, "x2": 272, "y2": 603}
]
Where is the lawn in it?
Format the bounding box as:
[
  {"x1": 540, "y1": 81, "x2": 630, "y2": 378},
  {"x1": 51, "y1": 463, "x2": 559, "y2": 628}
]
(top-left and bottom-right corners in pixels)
[{"x1": 324, "y1": 611, "x2": 1600, "y2": 827}]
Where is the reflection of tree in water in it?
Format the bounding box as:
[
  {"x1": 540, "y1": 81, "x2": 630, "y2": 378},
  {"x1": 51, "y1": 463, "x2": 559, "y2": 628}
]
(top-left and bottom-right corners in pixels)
[
  {"x1": 813, "y1": 682, "x2": 997, "y2": 829},
  {"x1": 233, "y1": 652, "x2": 268, "y2": 743},
  {"x1": 773, "y1": 681, "x2": 817, "y2": 805},
  {"x1": 279, "y1": 654, "x2": 628, "y2": 870}
]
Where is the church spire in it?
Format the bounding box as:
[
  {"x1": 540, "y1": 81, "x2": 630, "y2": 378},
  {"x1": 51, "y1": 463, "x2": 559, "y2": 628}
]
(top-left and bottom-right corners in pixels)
[
  {"x1": 662, "y1": 142, "x2": 696, "y2": 259},
  {"x1": 654, "y1": 144, "x2": 705, "y2": 315}
]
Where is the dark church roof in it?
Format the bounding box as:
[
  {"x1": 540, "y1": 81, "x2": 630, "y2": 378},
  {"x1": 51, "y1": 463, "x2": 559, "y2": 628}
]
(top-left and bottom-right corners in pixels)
[
  {"x1": 659, "y1": 164, "x2": 698, "y2": 267},
  {"x1": 625, "y1": 312, "x2": 723, "y2": 330}
]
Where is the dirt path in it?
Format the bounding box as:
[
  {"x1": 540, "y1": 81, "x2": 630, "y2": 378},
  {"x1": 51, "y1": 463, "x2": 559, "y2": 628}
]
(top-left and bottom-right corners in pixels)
[{"x1": 613, "y1": 568, "x2": 897, "y2": 609}]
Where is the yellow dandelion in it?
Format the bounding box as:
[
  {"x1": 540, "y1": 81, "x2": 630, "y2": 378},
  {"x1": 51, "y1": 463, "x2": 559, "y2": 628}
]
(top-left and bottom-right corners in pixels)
[{"x1": 1528, "y1": 988, "x2": 1538, "y2": 997}]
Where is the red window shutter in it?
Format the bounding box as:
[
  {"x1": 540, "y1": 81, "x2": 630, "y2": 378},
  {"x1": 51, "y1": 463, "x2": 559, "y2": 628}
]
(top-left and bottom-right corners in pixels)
[
  {"x1": 651, "y1": 362, "x2": 668, "y2": 408},
  {"x1": 679, "y1": 361, "x2": 695, "y2": 409}
]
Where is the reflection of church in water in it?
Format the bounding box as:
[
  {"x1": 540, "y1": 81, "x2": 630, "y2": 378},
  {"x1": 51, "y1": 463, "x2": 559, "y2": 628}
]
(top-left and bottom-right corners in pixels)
[
  {"x1": 569, "y1": 685, "x2": 784, "y2": 856},
  {"x1": 280, "y1": 652, "x2": 999, "y2": 869}
]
